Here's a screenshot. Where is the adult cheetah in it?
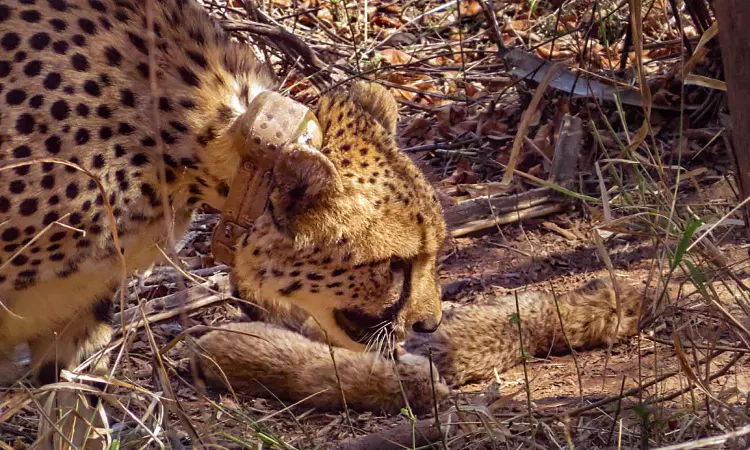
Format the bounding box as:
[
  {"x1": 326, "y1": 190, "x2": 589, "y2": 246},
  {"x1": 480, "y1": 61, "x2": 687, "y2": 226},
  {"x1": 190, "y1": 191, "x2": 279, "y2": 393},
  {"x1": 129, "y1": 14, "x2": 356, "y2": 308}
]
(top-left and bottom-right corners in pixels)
[{"x1": 0, "y1": 0, "x2": 445, "y2": 392}]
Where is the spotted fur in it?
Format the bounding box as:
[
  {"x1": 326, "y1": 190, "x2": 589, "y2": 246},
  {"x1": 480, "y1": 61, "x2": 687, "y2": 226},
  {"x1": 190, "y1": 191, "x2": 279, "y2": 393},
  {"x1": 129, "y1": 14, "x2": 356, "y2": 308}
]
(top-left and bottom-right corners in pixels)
[
  {"x1": 0, "y1": 0, "x2": 445, "y2": 386},
  {"x1": 196, "y1": 277, "x2": 643, "y2": 412}
]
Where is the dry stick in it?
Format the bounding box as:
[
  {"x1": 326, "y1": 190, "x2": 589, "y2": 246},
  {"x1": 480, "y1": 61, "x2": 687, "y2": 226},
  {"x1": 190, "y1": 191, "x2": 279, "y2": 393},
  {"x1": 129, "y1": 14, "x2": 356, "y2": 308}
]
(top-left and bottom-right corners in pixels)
[
  {"x1": 242, "y1": 0, "x2": 274, "y2": 71},
  {"x1": 403, "y1": 138, "x2": 479, "y2": 153},
  {"x1": 549, "y1": 283, "x2": 584, "y2": 403},
  {"x1": 220, "y1": 20, "x2": 331, "y2": 87},
  {"x1": 116, "y1": 293, "x2": 227, "y2": 336},
  {"x1": 443, "y1": 187, "x2": 554, "y2": 228},
  {"x1": 651, "y1": 351, "x2": 743, "y2": 406},
  {"x1": 644, "y1": 335, "x2": 750, "y2": 354},
  {"x1": 113, "y1": 275, "x2": 229, "y2": 325},
  {"x1": 427, "y1": 349, "x2": 448, "y2": 450},
  {"x1": 145, "y1": 0, "x2": 174, "y2": 250},
  {"x1": 514, "y1": 291, "x2": 536, "y2": 441},
  {"x1": 477, "y1": 0, "x2": 508, "y2": 57},
  {"x1": 449, "y1": 203, "x2": 564, "y2": 237},
  {"x1": 139, "y1": 306, "x2": 205, "y2": 447},
  {"x1": 606, "y1": 376, "x2": 628, "y2": 445},
  {"x1": 500, "y1": 61, "x2": 561, "y2": 187},
  {"x1": 655, "y1": 423, "x2": 750, "y2": 450}
]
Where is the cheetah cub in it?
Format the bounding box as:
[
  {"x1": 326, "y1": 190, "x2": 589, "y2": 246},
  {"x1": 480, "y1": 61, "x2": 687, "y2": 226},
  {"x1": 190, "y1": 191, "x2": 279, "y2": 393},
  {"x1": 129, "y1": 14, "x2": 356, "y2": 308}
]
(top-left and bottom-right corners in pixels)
[
  {"x1": 0, "y1": 0, "x2": 445, "y2": 389},
  {"x1": 196, "y1": 277, "x2": 643, "y2": 413}
]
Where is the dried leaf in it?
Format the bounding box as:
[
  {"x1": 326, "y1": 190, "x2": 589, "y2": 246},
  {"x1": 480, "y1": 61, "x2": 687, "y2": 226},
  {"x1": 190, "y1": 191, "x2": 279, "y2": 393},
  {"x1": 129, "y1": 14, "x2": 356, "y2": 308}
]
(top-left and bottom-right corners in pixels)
[
  {"x1": 400, "y1": 117, "x2": 432, "y2": 140},
  {"x1": 316, "y1": 7, "x2": 334, "y2": 27},
  {"x1": 436, "y1": 104, "x2": 468, "y2": 138},
  {"x1": 684, "y1": 74, "x2": 727, "y2": 91},
  {"x1": 372, "y1": 14, "x2": 401, "y2": 28},
  {"x1": 459, "y1": 0, "x2": 482, "y2": 17},
  {"x1": 380, "y1": 48, "x2": 412, "y2": 65},
  {"x1": 444, "y1": 160, "x2": 478, "y2": 185}
]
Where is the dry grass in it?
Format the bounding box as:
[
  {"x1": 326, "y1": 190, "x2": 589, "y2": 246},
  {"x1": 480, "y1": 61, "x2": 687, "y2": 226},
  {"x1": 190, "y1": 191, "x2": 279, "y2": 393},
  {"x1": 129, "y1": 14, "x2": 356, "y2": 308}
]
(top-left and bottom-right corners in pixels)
[{"x1": 1, "y1": 0, "x2": 748, "y2": 449}]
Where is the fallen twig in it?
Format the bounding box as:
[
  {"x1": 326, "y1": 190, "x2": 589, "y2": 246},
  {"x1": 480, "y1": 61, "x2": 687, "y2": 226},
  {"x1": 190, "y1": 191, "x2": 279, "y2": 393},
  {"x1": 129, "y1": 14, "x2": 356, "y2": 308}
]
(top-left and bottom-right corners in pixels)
[
  {"x1": 450, "y1": 203, "x2": 565, "y2": 237},
  {"x1": 444, "y1": 187, "x2": 556, "y2": 228},
  {"x1": 113, "y1": 275, "x2": 231, "y2": 333}
]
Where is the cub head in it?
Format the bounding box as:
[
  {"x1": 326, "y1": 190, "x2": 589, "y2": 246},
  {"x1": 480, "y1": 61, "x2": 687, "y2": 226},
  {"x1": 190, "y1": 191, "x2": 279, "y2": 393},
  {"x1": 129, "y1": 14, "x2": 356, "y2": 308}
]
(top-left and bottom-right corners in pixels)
[{"x1": 232, "y1": 81, "x2": 446, "y2": 352}]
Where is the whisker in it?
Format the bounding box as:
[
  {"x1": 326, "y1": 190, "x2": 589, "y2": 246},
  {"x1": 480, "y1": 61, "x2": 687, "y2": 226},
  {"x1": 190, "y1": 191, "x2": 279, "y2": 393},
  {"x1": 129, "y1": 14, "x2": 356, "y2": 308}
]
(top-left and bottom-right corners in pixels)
[
  {"x1": 363, "y1": 325, "x2": 384, "y2": 352},
  {"x1": 366, "y1": 320, "x2": 390, "y2": 331}
]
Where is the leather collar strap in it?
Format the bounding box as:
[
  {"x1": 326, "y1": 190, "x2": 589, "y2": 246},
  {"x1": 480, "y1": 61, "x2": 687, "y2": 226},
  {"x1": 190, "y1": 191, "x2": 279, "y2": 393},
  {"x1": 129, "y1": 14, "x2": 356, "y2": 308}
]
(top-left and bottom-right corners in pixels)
[{"x1": 211, "y1": 91, "x2": 323, "y2": 266}]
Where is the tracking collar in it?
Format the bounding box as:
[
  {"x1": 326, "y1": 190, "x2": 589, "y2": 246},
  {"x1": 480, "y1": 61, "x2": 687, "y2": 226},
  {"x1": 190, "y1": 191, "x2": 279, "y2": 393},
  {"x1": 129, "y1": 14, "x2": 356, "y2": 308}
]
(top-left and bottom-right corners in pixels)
[{"x1": 211, "y1": 91, "x2": 323, "y2": 265}]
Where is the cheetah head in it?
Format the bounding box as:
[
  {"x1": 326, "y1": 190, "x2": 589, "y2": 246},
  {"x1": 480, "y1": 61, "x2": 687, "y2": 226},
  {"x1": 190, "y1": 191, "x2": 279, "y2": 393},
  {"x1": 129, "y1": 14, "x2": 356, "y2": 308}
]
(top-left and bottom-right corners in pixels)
[{"x1": 231, "y1": 82, "x2": 445, "y2": 352}]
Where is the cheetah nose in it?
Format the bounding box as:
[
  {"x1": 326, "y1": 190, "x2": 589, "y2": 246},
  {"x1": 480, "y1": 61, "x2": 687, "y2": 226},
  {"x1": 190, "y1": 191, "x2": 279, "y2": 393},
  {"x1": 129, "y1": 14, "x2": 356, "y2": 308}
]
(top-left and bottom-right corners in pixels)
[{"x1": 412, "y1": 315, "x2": 442, "y2": 333}]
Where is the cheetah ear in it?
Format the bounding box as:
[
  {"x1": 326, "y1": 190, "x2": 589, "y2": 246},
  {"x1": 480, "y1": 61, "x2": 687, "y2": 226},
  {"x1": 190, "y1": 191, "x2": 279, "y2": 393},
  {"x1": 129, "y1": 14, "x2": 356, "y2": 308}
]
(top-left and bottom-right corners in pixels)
[
  {"x1": 270, "y1": 143, "x2": 343, "y2": 236},
  {"x1": 350, "y1": 81, "x2": 400, "y2": 135}
]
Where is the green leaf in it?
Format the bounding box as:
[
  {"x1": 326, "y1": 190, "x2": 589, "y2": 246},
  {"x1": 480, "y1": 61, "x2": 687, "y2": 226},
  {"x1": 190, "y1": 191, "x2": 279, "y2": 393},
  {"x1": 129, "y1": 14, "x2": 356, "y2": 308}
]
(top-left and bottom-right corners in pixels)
[{"x1": 671, "y1": 218, "x2": 703, "y2": 270}]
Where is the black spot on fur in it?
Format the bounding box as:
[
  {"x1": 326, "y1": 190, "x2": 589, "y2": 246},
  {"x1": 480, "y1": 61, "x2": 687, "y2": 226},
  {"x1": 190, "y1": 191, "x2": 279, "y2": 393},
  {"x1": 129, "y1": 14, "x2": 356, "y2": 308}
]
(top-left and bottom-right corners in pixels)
[
  {"x1": 29, "y1": 32, "x2": 50, "y2": 50},
  {"x1": 196, "y1": 127, "x2": 215, "y2": 146},
  {"x1": 53, "y1": 40, "x2": 68, "y2": 54},
  {"x1": 1, "y1": 33, "x2": 21, "y2": 51},
  {"x1": 83, "y1": 80, "x2": 101, "y2": 96},
  {"x1": 78, "y1": 18, "x2": 96, "y2": 35},
  {"x1": 20, "y1": 10, "x2": 42, "y2": 23},
  {"x1": 120, "y1": 89, "x2": 135, "y2": 107},
  {"x1": 48, "y1": 0, "x2": 68, "y2": 12},
  {"x1": 15, "y1": 114, "x2": 35, "y2": 134},
  {"x1": 49, "y1": 18, "x2": 66, "y2": 30},
  {"x1": 42, "y1": 211, "x2": 58, "y2": 225},
  {"x1": 6, "y1": 89, "x2": 27, "y2": 105},
  {"x1": 0, "y1": 5, "x2": 10, "y2": 23},
  {"x1": 13, "y1": 145, "x2": 31, "y2": 158},
  {"x1": 9, "y1": 180, "x2": 25, "y2": 194},
  {"x1": 43, "y1": 72, "x2": 62, "y2": 90},
  {"x1": 279, "y1": 280, "x2": 303, "y2": 296},
  {"x1": 1, "y1": 227, "x2": 20, "y2": 242},
  {"x1": 18, "y1": 198, "x2": 37, "y2": 216},
  {"x1": 96, "y1": 104, "x2": 111, "y2": 118},
  {"x1": 23, "y1": 60, "x2": 42, "y2": 77},
  {"x1": 127, "y1": 32, "x2": 147, "y2": 54},
  {"x1": 177, "y1": 66, "x2": 200, "y2": 87},
  {"x1": 186, "y1": 50, "x2": 208, "y2": 68},
  {"x1": 104, "y1": 46, "x2": 122, "y2": 66},
  {"x1": 158, "y1": 97, "x2": 171, "y2": 111},
  {"x1": 71, "y1": 53, "x2": 89, "y2": 71},
  {"x1": 44, "y1": 135, "x2": 61, "y2": 153}
]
